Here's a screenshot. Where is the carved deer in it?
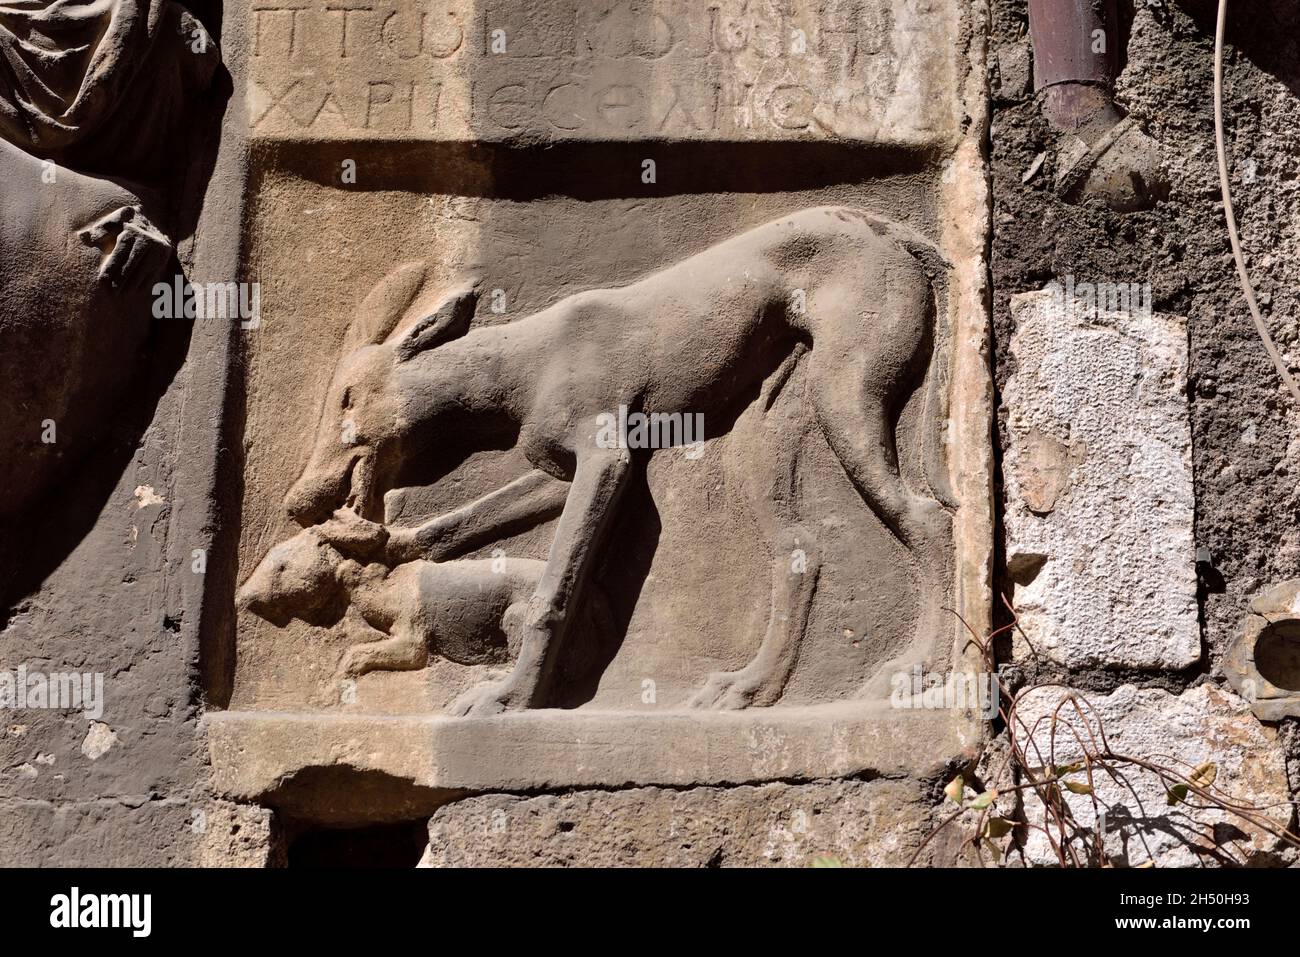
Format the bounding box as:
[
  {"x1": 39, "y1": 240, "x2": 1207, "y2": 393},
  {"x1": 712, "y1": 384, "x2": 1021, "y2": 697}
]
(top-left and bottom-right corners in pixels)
[{"x1": 283, "y1": 206, "x2": 956, "y2": 716}]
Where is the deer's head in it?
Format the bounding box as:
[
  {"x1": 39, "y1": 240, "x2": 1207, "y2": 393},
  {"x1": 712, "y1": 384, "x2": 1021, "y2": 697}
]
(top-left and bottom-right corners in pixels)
[{"x1": 284, "y1": 263, "x2": 479, "y2": 526}]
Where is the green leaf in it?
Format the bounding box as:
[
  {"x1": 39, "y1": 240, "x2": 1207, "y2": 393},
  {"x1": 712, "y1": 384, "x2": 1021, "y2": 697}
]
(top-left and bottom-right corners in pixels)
[
  {"x1": 944, "y1": 775, "x2": 965, "y2": 805},
  {"x1": 809, "y1": 855, "x2": 843, "y2": 868},
  {"x1": 1054, "y1": 762, "x2": 1085, "y2": 777},
  {"x1": 1166, "y1": 783, "x2": 1189, "y2": 806},
  {"x1": 985, "y1": 817, "x2": 1014, "y2": 839},
  {"x1": 968, "y1": 789, "x2": 998, "y2": 810},
  {"x1": 1065, "y1": 781, "x2": 1094, "y2": 795}
]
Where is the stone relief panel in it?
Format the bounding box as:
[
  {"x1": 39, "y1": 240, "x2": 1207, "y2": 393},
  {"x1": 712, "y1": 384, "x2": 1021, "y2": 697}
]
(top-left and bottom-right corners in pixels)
[
  {"x1": 242, "y1": 205, "x2": 955, "y2": 716},
  {"x1": 207, "y1": 0, "x2": 992, "y2": 819}
]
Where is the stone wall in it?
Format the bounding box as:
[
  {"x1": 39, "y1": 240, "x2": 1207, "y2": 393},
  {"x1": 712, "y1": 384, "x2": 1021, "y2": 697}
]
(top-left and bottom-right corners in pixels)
[
  {"x1": 988, "y1": 0, "x2": 1300, "y2": 866},
  {"x1": 2, "y1": 0, "x2": 1298, "y2": 868}
]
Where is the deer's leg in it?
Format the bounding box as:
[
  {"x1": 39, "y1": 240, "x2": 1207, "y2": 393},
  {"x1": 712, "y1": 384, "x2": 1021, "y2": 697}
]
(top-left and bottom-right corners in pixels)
[
  {"x1": 690, "y1": 354, "x2": 821, "y2": 709},
  {"x1": 448, "y1": 449, "x2": 632, "y2": 717},
  {"x1": 337, "y1": 625, "x2": 427, "y2": 678},
  {"x1": 388, "y1": 468, "x2": 570, "y2": 563},
  {"x1": 314, "y1": 468, "x2": 570, "y2": 565},
  {"x1": 804, "y1": 296, "x2": 953, "y2": 700},
  {"x1": 689, "y1": 524, "x2": 821, "y2": 708}
]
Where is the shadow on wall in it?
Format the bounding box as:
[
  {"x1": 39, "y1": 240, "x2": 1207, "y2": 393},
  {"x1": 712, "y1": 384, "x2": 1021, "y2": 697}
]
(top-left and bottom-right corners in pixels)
[
  {"x1": 252, "y1": 139, "x2": 934, "y2": 200},
  {"x1": 287, "y1": 819, "x2": 430, "y2": 868},
  {"x1": 1176, "y1": 0, "x2": 1300, "y2": 97}
]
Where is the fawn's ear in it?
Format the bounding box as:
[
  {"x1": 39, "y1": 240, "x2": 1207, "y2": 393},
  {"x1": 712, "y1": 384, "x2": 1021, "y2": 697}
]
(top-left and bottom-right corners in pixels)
[
  {"x1": 393, "y1": 278, "x2": 480, "y2": 361},
  {"x1": 345, "y1": 262, "x2": 427, "y2": 350}
]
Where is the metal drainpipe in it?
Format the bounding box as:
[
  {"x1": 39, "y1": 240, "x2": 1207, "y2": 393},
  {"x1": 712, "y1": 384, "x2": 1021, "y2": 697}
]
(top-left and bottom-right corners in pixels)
[{"x1": 1028, "y1": 0, "x2": 1119, "y2": 130}]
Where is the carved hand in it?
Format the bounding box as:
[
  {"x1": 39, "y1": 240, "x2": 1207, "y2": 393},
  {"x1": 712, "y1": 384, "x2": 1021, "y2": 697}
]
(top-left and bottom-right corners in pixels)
[{"x1": 77, "y1": 206, "x2": 172, "y2": 289}]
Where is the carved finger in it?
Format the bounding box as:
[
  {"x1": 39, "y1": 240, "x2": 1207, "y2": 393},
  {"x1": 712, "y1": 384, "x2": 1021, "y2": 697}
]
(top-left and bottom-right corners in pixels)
[
  {"x1": 118, "y1": 225, "x2": 160, "y2": 290},
  {"x1": 135, "y1": 230, "x2": 174, "y2": 291},
  {"x1": 77, "y1": 205, "x2": 133, "y2": 250},
  {"x1": 98, "y1": 226, "x2": 138, "y2": 287},
  {"x1": 77, "y1": 221, "x2": 111, "y2": 249},
  {"x1": 124, "y1": 222, "x2": 174, "y2": 291}
]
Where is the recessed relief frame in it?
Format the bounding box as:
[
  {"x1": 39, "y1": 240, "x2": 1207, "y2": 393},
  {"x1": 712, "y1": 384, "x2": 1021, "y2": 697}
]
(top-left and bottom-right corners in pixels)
[{"x1": 205, "y1": 0, "x2": 992, "y2": 822}]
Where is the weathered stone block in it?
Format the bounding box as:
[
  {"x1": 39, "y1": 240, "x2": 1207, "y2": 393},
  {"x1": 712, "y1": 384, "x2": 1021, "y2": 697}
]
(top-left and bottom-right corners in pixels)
[
  {"x1": 195, "y1": 801, "x2": 282, "y2": 867},
  {"x1": 1004, "y1": 287, "x2": 1198, "y2": 670},
  {"x1": 1016, "y1": 684, "x2": 1291, "y2": 867},
  {"x1": 215, "y1": 0, "x2": 993, "y2": 825},
  {"x1": 420, "y1": 777, "x2": 938, "y2": 867},
  {"x1": 247, "y1": 0, "x2": 969, "y2": 145}
]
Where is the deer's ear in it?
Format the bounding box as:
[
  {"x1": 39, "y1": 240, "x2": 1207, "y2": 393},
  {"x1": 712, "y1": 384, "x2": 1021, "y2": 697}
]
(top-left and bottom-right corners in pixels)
[
  {"x1": 346, "y1": 262, "x2": 427, "y2": 349},
  {"x1": 393, "y1": 279, "x2": 480, "y2": 361}
]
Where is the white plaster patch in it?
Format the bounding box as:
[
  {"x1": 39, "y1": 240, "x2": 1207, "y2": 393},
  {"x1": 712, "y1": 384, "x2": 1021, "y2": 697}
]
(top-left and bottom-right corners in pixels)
[
  {"x1": 133, "y1": 485, "x2": 164, "y2": 508},
  {"x1": 1004, "y1": 289, "x2": 1198, "y2": 669},
  {"x1": 81, "y1": 721, "x2": 118, "y2": 760}
]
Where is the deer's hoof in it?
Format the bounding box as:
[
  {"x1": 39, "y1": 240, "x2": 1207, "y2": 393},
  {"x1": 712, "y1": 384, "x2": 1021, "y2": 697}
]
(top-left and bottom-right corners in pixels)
[
  {"x1": 687, "y1": 668, "x2": 766, "y2": 710},
  {"x1": 337, "y1": 646, "x2": 369, "y2": 678},
  {"x1": 448, "y1": 679, "x2": 516, "y2": 717}
]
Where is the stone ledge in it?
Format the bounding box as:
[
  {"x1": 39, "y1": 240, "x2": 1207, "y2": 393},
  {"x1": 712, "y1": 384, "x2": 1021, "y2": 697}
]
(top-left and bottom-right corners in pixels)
[{"x1": 204, "y1": 705, "x2": 981, "y2": 823}]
